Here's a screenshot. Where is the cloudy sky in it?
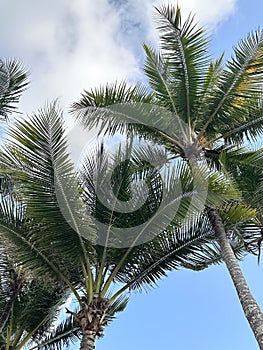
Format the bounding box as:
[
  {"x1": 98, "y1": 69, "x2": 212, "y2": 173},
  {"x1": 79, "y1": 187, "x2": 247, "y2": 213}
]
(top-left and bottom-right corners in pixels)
[
  {"x1": 1, "y1": 0, "x2": 236, "y2": 114},
  {"x1": 1, "y1": 0, "x2": 263, "y2": 349}
]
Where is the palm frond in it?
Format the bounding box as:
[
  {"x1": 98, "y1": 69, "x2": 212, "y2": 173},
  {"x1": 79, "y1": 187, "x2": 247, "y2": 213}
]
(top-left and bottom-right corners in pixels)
[
  {"x1": 106, "y1": 294, "x2": 129, "y2": 322},
  {"x1": 71, "y1": 81, "x2": 152, "y2": 117},
  {"x1": 0, "y1": 245, "x2": 70, "y2": 349},
  {"x1": 79, "y1": 140, "x2": 213, "y2": 251},
  {"x1": 218, "y1": 146, "x2": 263, "y2": 203},
  {"x1": 143, "y1": 44, "x2": 178, "y2": 112},
  {"x1": 111, "y1": 211, "x2": 252, "y2": 293},
  {"x1": 1, "y1": 103, "x2": 95, "y2": 266},
  {"x1": 154, "y1": 5, "x2": 210, "y2": 126},
  {"x1": 198, "y1": 29, "x2": 263, "y2": 142},
  {"x1": 15, "y1": 282, "x2": 68, "y2": 345},
  {"x1": 194, "y1": 54, "x2": 224, "y2": 130},
  {"x1": 30, "y1": 315, "x2": 80, "y2": 350},
  {"x1": 0, "y1": 196, "x2": 67, "y2": 281},
  {"x1": 0, "y1": 173, "x2": 15, "y2": 196},
  {"x1": 0, "y1": 59, "x2": 29, "y2": 119}
]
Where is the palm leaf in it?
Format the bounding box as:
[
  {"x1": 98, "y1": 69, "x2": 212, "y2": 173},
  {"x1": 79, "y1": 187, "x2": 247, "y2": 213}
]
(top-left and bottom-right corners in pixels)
[
  {"x1": 154, "y1": 5, "x2": 210, "y2": 126},
  {"x1": 198, "y1": 29, "x2": 263, "y2": 142},
  {"x1": 111, "y1": 208, "x2": 256, "y2": 296},
  {"x1": 143, "y1": 44, "x2": 178, "y2": 112},
  {"x1": 33, "y1": 315, "x2": 80, "y2": 350},
  {"x1": 0, "y1": 59, "x2": 29, "y2": 119},
  {"x1": 1, "y1": 103, "x2": 95, "y2": 267},
  {"x1": 71, "y1": 81, "x2": 152, "y2": 115}
]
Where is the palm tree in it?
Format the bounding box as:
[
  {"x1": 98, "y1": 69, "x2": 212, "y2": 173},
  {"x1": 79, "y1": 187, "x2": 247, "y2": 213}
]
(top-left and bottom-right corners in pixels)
[
  {"x1": 0, "y1": 174, "x2": 81, "y2": 350},
  {"x1": 71, "y1": 5, "x2": 263, "y2": 348},
  {"x1": 0, "y1": 59, "x2": 70, "y2": 349},
  {"x1": 0, "y1": 103, "x2": 255, "y2": 349},
  {"x1": 0, "y1": 257, "x2": 72, "y2": 350},
  {"x1": 0, "y1": 60, "x2": 81, "y2": 350}
]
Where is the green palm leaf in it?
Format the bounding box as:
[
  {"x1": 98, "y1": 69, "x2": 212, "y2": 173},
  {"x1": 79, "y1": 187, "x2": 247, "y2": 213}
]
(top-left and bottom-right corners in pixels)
[
  {"x1": 33, "y1": 315, "x2": 80, "y2": 350},
  {"x1": 155, "y1": 5, "x2": 210, "y2": 126},
  {"x1": 143, "y1": 44, "x2": 178, "y2": 112},
  {"x1": 71, "y1": 81, "x2": 152, "y2": 114},
  {"x1": 1, "y1": 103, "x2": 95, "y2": 266},
  {"x1": 0, "y1": 59, "x2": 29, "y2": 120},
  {"x1": 198, "y1": 30, "x2": 263, "y2": 142}
]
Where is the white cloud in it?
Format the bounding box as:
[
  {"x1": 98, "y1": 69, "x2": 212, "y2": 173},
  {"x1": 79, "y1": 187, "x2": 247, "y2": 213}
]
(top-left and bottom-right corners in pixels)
[
  {"x1": 0, "y1": 0, "x2": 237, "y2": 116},
  {"x1": 0, "y1": 0, "x2": 141, "y2": 114},
  {"x1": 152, "y1": 0, "x2": 236, "y2": 27}
]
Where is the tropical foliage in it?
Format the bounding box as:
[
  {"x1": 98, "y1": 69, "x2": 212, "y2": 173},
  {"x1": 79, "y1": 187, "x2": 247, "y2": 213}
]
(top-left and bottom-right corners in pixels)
[
  {"x1": 71, "y1": 4, "x2": 263, "y2": 348},
  {"x1": 0, "y1": 59, "x2": 28, "y2": 120},
  {"x1": 0, "y1": 104, "x2": 250, "y2": 349},
  {"x1": 0, "y1": 63, "x2": 75, "y2": 349},
  {"x1": 1, "y1": 4, "x2": 263, "y2": 349}
]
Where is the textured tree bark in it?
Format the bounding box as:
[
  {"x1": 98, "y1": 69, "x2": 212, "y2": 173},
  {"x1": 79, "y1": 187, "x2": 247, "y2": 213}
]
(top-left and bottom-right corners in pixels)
[
  {"x1": 66, "y1": 294, "x2": 109, "y2": 350},
  {"x1": 80, "y1": 331, "x2": 96, "y2": 350},
  {"x1": 207, "y1": 207, "x2": 263, "y2": 349}
]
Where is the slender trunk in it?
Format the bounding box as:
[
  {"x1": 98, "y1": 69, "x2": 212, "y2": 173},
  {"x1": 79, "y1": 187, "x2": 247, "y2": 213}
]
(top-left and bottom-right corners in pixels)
[
  {"x1": 207, "y1": 207, "x2": 263, "y2": 349},
  {"x1": 80, "y1": 331, "x2": 96, "y2": 350},
  {"x1": 0, "y1": 276, "x2": 22, "y2": 334}
]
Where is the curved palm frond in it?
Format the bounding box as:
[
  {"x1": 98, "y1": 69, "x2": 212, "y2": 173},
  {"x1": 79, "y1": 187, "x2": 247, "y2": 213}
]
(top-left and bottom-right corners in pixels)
[
  {"x1": 33, "y1": 315, "x2": 80, "y2": 350},
  {"x1": 218, "y1": 146, "x2": 263, "y2": 203},
  {"x1": 0, "y1": 192, "x2": 81, "y2": 288},
  {"x1": 72, "y1": 81, "x2": 152, "y2": 110},
  {"x1": 154, "y1": 5, "x2": 210, "y2": 127},
  {"x1": 111, "y1": 204, "x2": 258, "y2": 295},
  {"x1": 198, "y1": 29, "x2": 263, "y2": 143},
  {"x1": 77, "y1": 139, "x2": 243, "y2": 298},
  {"x1": 1, "y1": 103, "x2": 95, "y2": 267},
  {"x1": 0, "y1": 227, "x2": 70, "y2": 349},
  {"x1": 13, "y1": 282, "x2": 68, "y2": 349},
  {"x1": 143, "y1": 44, "x2": 178, "y2": 112},
  {"x1": 0, "y1": 59, "x2": 29, "y2": 120}
]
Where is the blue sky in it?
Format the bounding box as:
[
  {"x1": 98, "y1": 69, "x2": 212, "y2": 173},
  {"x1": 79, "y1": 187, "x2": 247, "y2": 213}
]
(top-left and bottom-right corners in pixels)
[{"x1": 1, "y1": 0, "x2": 263, "y2": 349}]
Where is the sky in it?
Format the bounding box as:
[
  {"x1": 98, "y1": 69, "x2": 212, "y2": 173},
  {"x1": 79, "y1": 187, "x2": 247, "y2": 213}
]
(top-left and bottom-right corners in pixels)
[{"x1": 1, "y1": 0, "x2": 263, "y2": 349}]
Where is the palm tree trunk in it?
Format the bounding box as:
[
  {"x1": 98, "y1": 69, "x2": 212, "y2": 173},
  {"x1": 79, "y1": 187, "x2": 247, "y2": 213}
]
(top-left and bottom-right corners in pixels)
[
  {"x1": 80, "y1": 331, "x2": 96, "y2": 350},
  {"x1": 66, "y1": 295, "x2": 109, "y2": 350},
  {"x1": 207, "y1": 207, "x2": 263, "y2": 349}
]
